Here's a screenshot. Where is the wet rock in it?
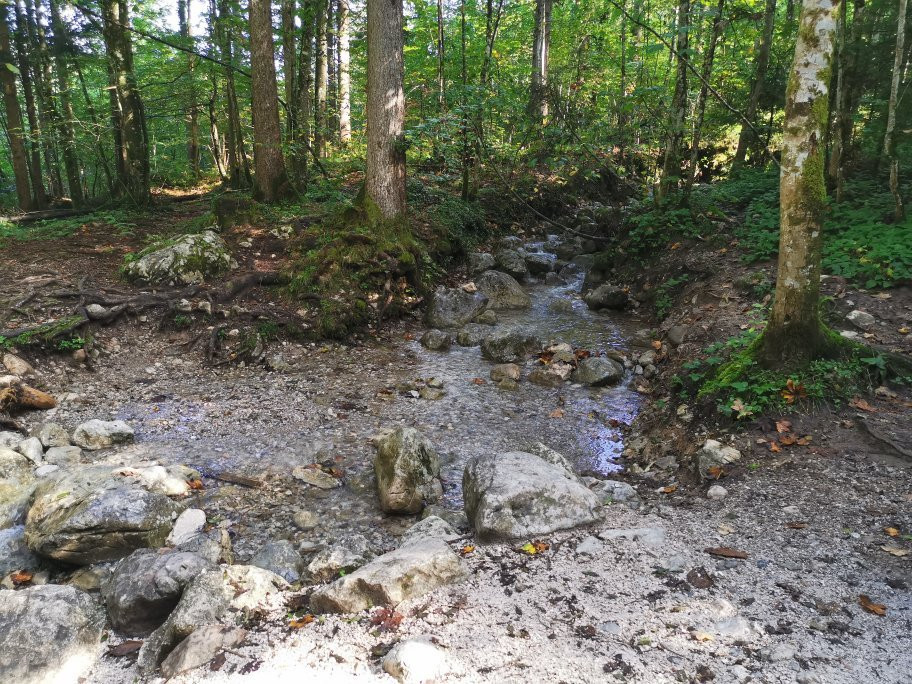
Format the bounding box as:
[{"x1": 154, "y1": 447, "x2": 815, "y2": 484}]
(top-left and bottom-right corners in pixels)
[
  {"x1": 2, "y1": 353, "x2": 34, "y2": 377},
  {"x1": 25, "y1": 465, "x2": 183, "y2": 565},
  {"x1": 0, "y1": 585, "x2": 105, "y2": 683},
  {"x1": 307, "y1": 545, "x2": 366, "y2": 581},
  {"x1": 846, "y1": 309, "x2": 875, "y2": 330},
  {"x1": 496, "y1": 378, "x2": 519, "y2": 390},
  {"x1": 373, "y1": 428, "x2": 442, "y2": 514},
  {"x1": 544, "y1": 272, "x2": 561, "y2": 285},
  {"x1": 667, "y1": 325, "x2": 687, "y2": 346},
  {"x1": 463, "y1": 451, "x2": 602, "y2": 540},
  {"x1": 310, "y1": 538, "x2": 466, "y2": 613},
  {"x1": 697, "y1": 440, "x2": 742, "y2": 479},
  {"x1": 419, "y1": 386, "x2": 446, "y2": 400},
  {"x1": 160, "y1": 624, "x2": 247, "y2": 679},
  {"x1": 425, "y1": 287, "x2": 488, "y2": 328},
  {"x1": 400, "y1": 516, "x2": 460, "y2": 546},
  {"x1": 43, "y1": 445, "x2": 82, "y2": 466},
  {"x1": 528, "y1": 363, "x2": 572, "y2": 387},
  {"x1": 167, "y1": 508, "x2": 207, "y2": 546},
  {"x1": 455, "y1": 324, "x2": 487, "y2": 347},
  {"x1": 382, "y1": 635, "x2": 452, "y2": 684},
  {"x1": 583, "y1": 283, "x2": 629, "y2": 310},
  {"x1": 71, "y1": 419, "x2": 134, "y2": 450},
  {"x1": 103, "y1": 548, "x2": 213, "y2": 635},
  {"x1": 475, "y1": 271, "x2": 531, "y2": 310},
  {"x1": 525, "y1": 252, "x2": 554, "y2": 275},
  {"x1": 494, "y1": 249, "x2": 529, "y2": 280},
  {"x1": 571, "y1": 357, "x2": 624, "y2": 386},
  {"x1": 292, "y1": 465, "x2": 343, "y2": 490},
  {"x1": 251, "y1": 540, "x2": 302, "y2": 583},
  {"x1": 548, "y1": 298, "x2": 575, "y2": 313},
  {"x1": 32, "y1": 422, "x2": 70, "y2": 448},
  {"x1": 707, "y1": 484, "x2": 728, "y2": 501},
  {"x1": 490, "y1": 363, "x2": 521, "y2": 382},
  {"x1": 468, "y1": 252, "x2": 496, "y2": 275},
  {"x1": 123, "y1": 230, "x2": 236, "y2": 285},
  {"x1": 0, "y1": 525, "x2": 40, "y2": 576},
  {"x1": 0, "y1": 447, "x2": 37, "y2": 528},
  {"x1": 481, "y1": 330, "x2": 542, "y2": 363},
  {"x1": 16, "y1": 437, "x2": 44, "y2": 464},
  {"x1": 68, "y1": 565, "x2": 112, "y2": 593},
  {"x1": 473, "y1": 309, "x2": 497, "y2": 325},
  {"x1": 421, "y1": 329, "x2": 452, "y2": 351}
]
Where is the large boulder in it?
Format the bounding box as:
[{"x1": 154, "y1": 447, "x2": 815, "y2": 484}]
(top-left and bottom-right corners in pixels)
[
  {"x1": 32, "y1": 422, "x2": 70, "y2": 448},
  {"x1": 420, "y1": 329, "x2": 452, "y2": 351},
  {"x1": 425, "y1": 287, "x2": 488, "y2": 328},
  {"x1": 584, "y1": 283, "x2": 629, "y2": 310},
  {"x1": 160, "y1": 624, "x2": 247, "y2": 679},
  {"x1": 373, "y1": 428, "x2": 443, "y2": 514},
  {"x1": 0, "y1": 447, "x2": 36, "y2": 528},
  {"x1": 463, "y1": 451, "x2": 603, "y2": 540},
  {"x1": 571, "y1": 356, "x2": 625, "y2": 386},
  {"x1": 0, "y1": 525, "x2": 40, "y2": 576},
  {"x1": 0, "y1": 585, "x2": 105, "y2": 684},
  {"x1": 307, "y1": 544, "x2": 368, "y2": 582},
  {"x1": 251, "y1": 539, "x2": 302, "y2": 583},
  {"x1": 494, "y1": 249, "x2": 529, "y2": 281},
  {"x1": 71, "y1": 419, "x2": 134, "y2": 450},
  {"x1": 481, "y1": 329, "x2": 542, "y2": 363},
  {"x1": 475, "y1": 270, "x2": 531, "y2": 310},
  {"x1": 467, "y1": 252, "x2": 496, "y2": 275},
  {"x1": 310, "y1": 538, "x2": 466, "y2": 614},
  {"x1": 103, "y1": 548, "x2": 213, "y2": 635},
  {"x1": 525, "y1": 252, "x2": 554, "y2": 275},
  {"x1": 25, "y1": 465, "x2": 184, "y2": 565},
  {"x1": 123, "y1": 230, "x2": 236, "y2": 285}
]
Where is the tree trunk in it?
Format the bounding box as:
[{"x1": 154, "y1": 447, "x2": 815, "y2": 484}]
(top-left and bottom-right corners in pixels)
[
  {"x1": 314, "y1": 0, "x2": 328, "y2": 157},
  {"x1": 658, "y1": 0, "x2": 690, "y2": 201},
  {"x1": 326, "y1": 0, "x2": 336, "y2": 142},
  {"x1": 12, "y1": 0, "x2": 46, "y2": 208},
  {"x1": 529, "y1": 0, "x2": 552, "y2": 121},
  {"x1": 281, "y1": 0, "x2": 296, "y2": 141},
  {"x1": 460, "y1": 0, "x2": 472, "y2": 199},
  {"x1": 733, "y1": 0, "x2": 777, "y2": 167},
  {"x1": 757, "y1": 0, "x2": 840, "y2": 368},
  {"x1": 828, "y1": 0, "x2": 848, "y2": 200},
  {"x1": 75, "y1": 57, "x2": 115, "y2": 194},
  {"x1": 217, "y1": 0, "x2": 248, "y2": 187},
  {"x1": 49, "y1": 0, "x2": 85, "y2": 205},
  {"x1": 178, "y1": 0, "x2": 200, "y2": 178},
  {"x1": 294, "y1": 1, "x2": 314, "y2": 177},
  {"x1": 338, "y1": 0, "x2": 351, "y2": 143},
  {"x1": 437, "y1": 0, "x2": 445, "y2": 109},
  {"x1": 883, "y1": 0, "x2": 907, "y2": 221},
  {"x1": 365, "y1": 0, "x2": 406, "y2": 218},
  {"x1": 249, "y1": 0, "x2": 290, "y2": 202},
  {"x1": 0, "y1": 0, "x2": 33, "y2": 210},
  {"x1": 27, "y1": 0, "x2": 63, "y2": 199}
]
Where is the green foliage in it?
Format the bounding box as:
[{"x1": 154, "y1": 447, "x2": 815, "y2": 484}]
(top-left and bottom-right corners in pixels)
[
  {"x1": 428, "y1": 196, "x2": 488, "y2": 255},
  {"x1": 56, "y1": 336, "x2": 86, "y2": 351},
  {"x1": 654, "y1": 275, "x2": 689, "y2": 319}
]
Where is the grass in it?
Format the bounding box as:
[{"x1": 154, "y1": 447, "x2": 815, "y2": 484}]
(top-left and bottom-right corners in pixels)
[{"x1": 0, "y1": 209, "x2": 138, "y2": 248}]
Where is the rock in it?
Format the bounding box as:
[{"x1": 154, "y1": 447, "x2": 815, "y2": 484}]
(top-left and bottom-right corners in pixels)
[
  {"x1": 103, "y1": 548, "x2": 213, "y2": 635},
  {"x1": 0, "y1": 431, "x2": 21, "y2": 449},
  {"x1": 2, "y1": 353, "x2": 34, "y2": 377},
  {"x1": 68, "y1": 565, "x2": 112, "y2": 592},
  {"x1": 43, "y1": 445, "x2": 82, "y2": 466},
  {"x1": 167, "y1": 508, "x2": 207, "y2": 546},
  {"x1": 425, "y1": 287, "x2": 488, "y2": 328},
  {"x1": 71, "y1": 419, "x2": 134, "y2": 450},
  {"x1": 599, "y1": 527, "x2": 666, "y2": 547},
  {"x1": 136, "y1": 465, "x2": 199, "y2": 496},
  {"x1": 766, "y1": 643, "x2": 797, "y2": 662},
  {"x1": 455, "y1": 324, "x2": 487, "y2": 347},
  {"x1": 846, "y1": 309, "x2": 875, "y2": 330},
  {"x1": 575, "y1": 535, "x2": 603, "y2": 556},
  {"x1": 34, "y1": 465, "x2": 58, "y2": 477},
  {"x1": 584, "y1": 283, "x2": 629, "y2": 310},
  {"x1": 292, "y1": 465, "x2": 343, "y2": 489},
  {"x1": 473, "y1": 309, "x2": 497, "y2": 325},
  {"x1": 468, "y1": 252, "x2": 496, "y2": 275},
  {"x1": 0, "y1": 447, "x2": 36, "y2": 528},
  {"x1": 495, "y1": 378, "x2": 519, "y2": 390},
  {"x1": 494, "y1": 249, "x2": 529, "y2": 280},
  {"x1": 85, "y1": 303, "x2": 109, "y2": 320},
  {"x1": 400, "y1": 516, "x2": 460, "y2": 546},
  {"x1": 25, "y1": 465, "x2": 184, "y2": 565},
  {"x1": 16, "y1": 437, "x2": 44, "y2": 464},
  {"x1": 293, "y1": 510, "x2": 319, "y2": 531},
  {"x1": 475, "y1": 270, "x2": 531, "y2": 310},
  {"x1": 307, "y1": 545, "x2": 366, "y2": 581},
  {"x1": 310, "y1": 539, "x2": 466, "y2": 613},
  {"x1": 160, "y1": 624, "x2": 247, "y2": 679},
  {"x1": 123, "y1": 230, "x2": 236, "y2": 285},
  {"x1": 707, "y1": 485, "x2": 728, "y2": 500},
  {"x1": 667, "y1": 325, "x2": 687, "y2": 346},
  {"x1": 419, "y1": 386, "x2": 446, "y2": 400},
  {"x1": 463, "y1": 451, "x2": 602, "y2": 540},
  {"x1": 32, "y1": 422, "x2": 70, "y2": 448},
  {"x1": 696, "y1": 440, "x2": 742, "y2": 479},
  {"x1": 591, "y1": 480, "x2": 640, "y2": 506},
  {"x1": 251, "y1": 540, "x2": 302, "y2": 583},
  {"x1": 176, "y1": 528, "x2": 232, "y2": 566},
  {"x1": 571, "y1": 356, "x2": 625, "y2": 386},
  {"x1": 138, "y1": 565, "x2": 287, "y2": 673},
  {"x1": 421, "y1": 505, "x2": 470, "y2": 530},
  {"x1": 0, "y1": 525, "x2": 40, "y2": 576},
  {"x1": 490, "y1": 363, "x2": 521, "y2": 382},
  {"x1": 481, "y1": 329, "x2": 542, "y2": 363},
  {"x1": 421, "y1": 329, "x2": 452, "y2": 351},
  {"x1": 548, "y1": 298, "x2": 575, "y2": 313},
  {"x1": 523, "y1": 442, "x2": 576, "y2": 475},
  {"x1": 373, "y1": 428, "x2": 442, "y2": 514},
  {"x1": 528, "y1": 363, "x2": 572, "y2": 387},
  {"x1": 0, "y1": 586, "x2": 104, "y2": 683},
  {"x1": 382, "y1": 636, "x2": 452, "y2": 684},
  {"x1": 525, "y1": 252, "x2": 554, "y2": 275}
]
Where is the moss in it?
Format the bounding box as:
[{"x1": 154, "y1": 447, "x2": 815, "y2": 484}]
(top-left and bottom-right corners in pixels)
[{"x1": 797, "y1": 148, "x2": 828, "y2": 218}]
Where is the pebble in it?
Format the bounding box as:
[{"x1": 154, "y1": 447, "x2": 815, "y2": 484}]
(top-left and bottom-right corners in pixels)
[{"x1": 707, "y1": 484, "x2": 728, "y2": 500}]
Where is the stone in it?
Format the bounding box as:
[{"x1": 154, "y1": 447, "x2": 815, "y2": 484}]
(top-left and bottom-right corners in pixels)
[
  {"x1": 667, "y1": 325, "x2": 687, "y2": 346},
  {"x1": 167, "y1": 508, "x2": 207, "y2": 546},
  {"x1": 2, "y1": 353, "x2": 34, "y2": 377},
  {"x1": 421, "y1": 329, "x2": 452, "y2": 351},
  {"x1": 525, "y1": 252, "x2": 554, "y2": 275},
  {"x1": 85, "y1": 303, "x2": 109, "y2": 320},
  {"x1": 292, "y1": 465, "x2": 342, "y2": 489},
  {"x1": 373, "y1": 428, "x2": 442, "y2": 514},
  {"x1": 707, "y1": 485, "x2": 728, "y2": 501},
  {"x1": 548, "y1": 298, "x2": 575, "y2": 313},
  {"x1": 176, "y1": 528, "x2": 232, "y2": 566},
  {"x1": 468, "y1": 252, "x2": 496, "y2": 275},
  {"x1": 490, "y1": 363, "x2": 521, "y2": 382},
  {"x1": 571, "y1": 357, "x2": 625, "y2": 386},
  {"x1": 307, "y1": 545, "x2": 366, "y2": 581},
  {"x1": 475, "y1": 270, "x2": 531, "y2": 310},
  {"x1": 421, "y1": 505, "x2": 470, "y2": 530},
  {"x1": 419, "y1": 386, "x2": 446, "y2": 400},
  {"x1": 25, "y1": 465, "x2": 183, "y2": 565},
  {"x1": 846, "y1": 309, "x2": 875, "y2": 330},
  {"x1": 0, "y1": 431, "x2": 21, "y2": 449},
  {"x1": 123, "y1": 230, "x2": 236, "y2": 285},
  {"x1": 528, "y1": 363, "x2": 572, "y2": 387},
  {"x1": 599, "y1": 527, "x2": 666, "y2": 547},
  {"x1": 43, "y1": 445, "x2": 82, "y2": 466},
  {"x1": 591, "y1": 479, "x2": 640, "y2": 506},
  {"x1": 0, "y1": 447, "x2": 36, "y2": 528},
  {"x1": 310, "y1": 539, "x2": 466, "y2": 613},
  {"x1": 160, "y1": 624, "x2": 247, "y2": 679},
  {"x1": 136, "y1": 465, "x2": 199, "y2": 497},
  {"x1": 696, "y1": 440, "x2": 742, "y2": 479},
  {"x1": 425, "y1": 287, "x2": 488, "y2": 328},
  {"x1": 251, "y1": 540, "x2": 302, "y2": 583},
  {"x1": 71, "y1": 419, "x2": 134, "y2": 450},
  {"x1": 473, "y1": 309, "x2": 497, "y2": 325},
  {"x1": 463, "y1": 451, "x2": 602, "y2": 540},
  {"x1": 382, "y1": 636, "x2": 452, "y2": 684},
  {"x1": 16, "y1": 437, "x2": 44, "y2": 464},
  {"x1": 0, "y1": 585, "x2": 104, "y2": 683},
  {"x1": 0, "y1": 525, "x2": 40, "y2": 576},
  {"x1": 68, "y1": 565, "x2": 112, "y2": 593},
  {"x1": 400, "y1": 516, "x2": 460, "y2": 546},
  {"x1": 575, "y1": 535, "x2": 603, "y2": 556},
  {"x1": 455, "y1": 324, "x2": 487, "y2": 347},
  {"x1": 32, "y1": 422, "x2": 70, "y2": 448},
  {"x1": 496, "y1": 378, "x2": 519, "y2": 390},
  {"x1": 103, "y1": 548, "x2": 213, "y2": 635},
  {"x1": 584, "y1": 283, "x2": 629, "y2": 310},
  {"x1": 494, "y1": 249, "x2": 529, "y2": 280},
  {"x1": 293, "y1": 510, "x2": 319, "y2": 531},
  {"x1": 481, "y1": 329, "x2": 542, "y2": 363}
]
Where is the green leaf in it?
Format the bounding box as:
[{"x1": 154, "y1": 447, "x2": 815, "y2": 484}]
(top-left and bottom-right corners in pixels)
[{"x1": 4, "y1": 62, "x2": 20, "y2": 75}]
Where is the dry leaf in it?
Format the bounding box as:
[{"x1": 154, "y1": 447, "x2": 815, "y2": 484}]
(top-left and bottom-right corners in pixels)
[
  {"x1": 661, "y1": 484, "x2": 678, "y2": 494},
  {"x1": 775, "y1": 420, "x2": 792, "y2": 434},
  {"x1": 289, "y1": 614, "x2": 315, "y2": 628},
  {"x1": 779, "y1": 434, "x2": 798, "y2": 446},
  {"x1": 691, "y1": 631, "x2": 714, "y2": 642},
  {"x1": 9, "y1": 570, "x2": 33, "y2": 585},
  {"x1": 108, "y1": 640, "x2": 143, "y2": 657},
  {"x1": 470, "y1": 378, "x2": 486, "y2": 385},
  {"x1": 651, "y1": 340, "x2": 663, "y2": 350},
  {"x1": 880, "y1": 545, "x2": 910, "y2": 557},
  {"x1": 707, "y1": 466, "x2": 723, "y2": 480},
  {"x1": 859, "y1": 595, "x2": 887, "y2": 616},
  {"x1": 686, "y1": 566, "x2": 714, "y2": 589},
  {"x1": 796, "y1": 435, "x2": 812, "y2": 446},
  {"x1": 782, "y1": 379, "x2": 807, "y2": 404},
  {"x1": 885, "y1": 527, "x2": 900, "y2": 537},
  {"x1": 705, "y1": 546, "x2": 748, "y2": 559},
  {"x1": 519, "y1": 540, "x2": 550, "y2": 555},
  {"x1": 769, "y1": 442, "x2": 781, "y2": 453},
  {"x1": 460, "y1": 545, "x2": 476, "y2": 555},
  {"x1": 849, "y1": 396, "x2": 877, "y2": 412},
  {"x1": 188, "y1": 479, "x2": 204, "y2": 490},
  {"x1": 899, "y1": 327, "x2": 910, "y2": 335},
  {"x1": 548, "y1": 408, "x2": 565, "y2": 419}
]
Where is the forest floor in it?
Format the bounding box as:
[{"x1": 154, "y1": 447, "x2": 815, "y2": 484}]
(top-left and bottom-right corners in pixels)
[{"x1": 1, "y1": 186, "x2": 911, "y2": 683}]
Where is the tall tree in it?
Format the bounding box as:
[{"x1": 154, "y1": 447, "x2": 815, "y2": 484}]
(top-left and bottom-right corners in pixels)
[
  {"x1": 293, "y1": 0, "x2": 314, "y2": 176},
  {"x1": 658, "y1": 0, "x2": 690, "y2": 201},
  {"x1": 12, "y1": 0, "x2": 46, "y2": 208},
  {"x1": 732, "y1": 0, "x2": 777, "y2": 166},
  {"x1": 436, "y1": 0, "x2": 445, "y2": 109},
  {"x1": 314, "y1": 0, "x2": 327, "y2": 157},
  {"x1": 249, "y1": 0, "x2": 290, "y2": 201},
  {"x1": 529, "y1": 0, "x2": 552, "y2": 121},
  {"x1": 883, "y1": 0, "x2": 907, "y2": 221},
  {"x1": 49, "y1": 0, "x2": 85, "y2": 205},
  {"x1": 337, "y1": 0, "x2": 350, "y2": 143},
  {"x1": 281, "y1": 0, "x2": 296, "y2": 141},
  {"x1": 365, "y1": 0, "x2": 406, "y2": 218},
  {"x1": 756, "y1": 0, "x2": 840, "y2": 367},
  {"x1": 178, "y1": 0, "x2": 200, "y2": 177},
  {"x1": 0, "y1": 0, "x2": 33, "y2": 210},
  {"x1": 216, "y1": 0, "x2": 248, "y2": 187}
]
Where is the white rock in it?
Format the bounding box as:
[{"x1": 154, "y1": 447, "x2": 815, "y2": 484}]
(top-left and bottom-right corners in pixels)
[
  {"x1": 382, "y1": 636, "x2": 451, "y2": 684},
  {"x1": 707, "y1": 485, "x2": 728, "y2": 500},
  {"x1": 16, "y1": 437, "x2": 44, "y2": 464},
  {"x1": 0, "y1": 432, "x2": 22, "y2": 449},
  {"x1": 846, "y1": 310, "x2": 875, "y2": 330},
  {"x1": 599, "y1": 527, "x2": 666, "y2": 547},
  {"x1": 71, "y1": 419, "x2": 134, "y2": 450},
  {"x1": 2, "y1": 353, "x2": 35, "y2": 377},
  {"x1": 167, "y1": 508, "x2": 207, "y2": 546},
  {"x1": 696, "y1": 439, "x2": 741, "y2": 479},
  {"x1": 575, "y1": 535, "x2": 603, "y2": 556}
]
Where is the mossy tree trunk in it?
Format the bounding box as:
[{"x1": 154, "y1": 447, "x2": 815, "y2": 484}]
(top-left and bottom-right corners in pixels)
[
  {"x1": 756, "y1": 0, "x2": 841, "y2": 368},
  {"x1": 883, "y1": 0, "x2": 907, "y2": 222}
]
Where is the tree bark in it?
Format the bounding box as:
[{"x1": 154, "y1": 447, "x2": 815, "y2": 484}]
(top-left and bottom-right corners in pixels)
[
  {"x1": 529, "y1": 0, "x2": 552, "y2": 121},
  {"x1": 12, "y1": 0, "x2": 46, "y2": 208},
  {"x1": 178, "y1": 0, "x2": 201, "y2": 178},
  {"x1": 249, "y1": 0, "x2": 290, "y2": 201},
  {"x1": 883, "y1": 0, "x2": 907, "y2": 221},
  {"x1": 216, "y1": 0, "x2": 247, "y2": 187},
  {"x1": 294, "y1": 1, "x2": 314, "y2": 177},
  {"x1": 314, "y1": 0, "x2": 328, "y2": 157},
  {"x1": 732, "y1": 0, "x2": 777, "y2": 166},
  {"x1": 658, "y1": 0, "x2": 690, "y2": 201},
  {"x1": 365, "y1": 0, "x2": 406, "y2": 218},
  {"x1": 757, "y1": 0, "x2": 840, "y2": 368},
  {"x1": 27, "y1": 0, "x2": 63, "y2": 198},
  {"x1": 828, "y1": 0, "x2": 848, "y2": 200},
  {"x1": 437, "y1": 0, "x2": 445, "y2": 109},
  {"x1": 338, "y1": 0, "x2": 351, "y2": 143},
  {"x1": 49, "y1": 0, "x2": 85, "y2": 205},
  {"x1": 281, "y1": 0, "x2": 296, "y2": 141},
  {"x1": 0, "y1": 0, "x2": 33, "y2": 210}
]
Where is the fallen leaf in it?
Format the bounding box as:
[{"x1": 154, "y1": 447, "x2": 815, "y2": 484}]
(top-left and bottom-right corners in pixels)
[
  {"x1": 548, "y1": 408, "x2": 565, "y2": 419},
  {"x1": 9, "y1": 570, "x2": 33, "y2": 585},
  {"x1": 782, "y1": 379, "x2": 807, "y2": 404},
  {"x1": 460, "y1": 545, "x2": 475, "y2": 555},
  {"x1": 210, "y1": 651, "x2": 227, "y2": 671},
  {"x1": 705, "y1": 546, "x2": 748, "y2": 559},
  {"x1": 470, "y1": 378, "x2": 486, "y2": 385},
  {"x1": 785, "y1": 522, "x2": 808, "y2": 529},
  {"x1": 188, "y1": 479, "x2": 204, "y2": 490},
  {"x1": 519, "y1": 540, "x2": 550, "y2": 555},
  {"x1": 651, "y1": 340, "x2": 663, "y2": 350},
  {"x1": 686, "y1": 566, "x2": 714, "y2": 589},
  {"x1": 885, "y1": 527, "x2": 900, "y2": 537},
  {"x1": 859, "y1": 594, "x2": 887, "y2": 616},
  {"x1": 849, "y1": 396, "x2": 877, "y2": 412},
  {"x1": 899, "y1": 327, "x2": 910, "y2": 335},
  {"x1": 839, "y1": 419, "x2": 855, "y2": 428},
  {"x1": 108, "y1": 640, "x2": 143, "y2": 657},
  {"x1": 796, "y1": 435, "x2": 813, "y2": 446},
  {"x1": 769, "y1": 442, "x2": 781, "y2": 453},
  {"x1": 691, "y1": 631, "x2": 714, "y2": 642},
  {"x1": 779, "y1": 434, "x2": 798, "y2": 446},
  {"x1": 289, "y1": 614, "x2": 315, "y2": 628},
  {"x1": 706, "y1": 466, "x2": 724, "y2": 480},
  {"x1": 775, "y1": 420, "x2": 792, "y2": 434},
  {"x1": 661, "y1": 484, "x2": 678, "y2": 494},
  {"x1": 370, "y1": 607, "x2": 403, "y2": 632},
  {"x1": 880, "y1": 545, "x2": 910, "y2": 557}
]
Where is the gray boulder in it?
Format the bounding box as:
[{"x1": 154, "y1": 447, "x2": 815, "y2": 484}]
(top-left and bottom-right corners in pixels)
[
  {"x1": 425, "y1": 287, "x2": 488, "y2": 328},
  {"x1": 571, "y1": 356, "x2": 625, "y2": 386},
  {"x1": 495, "y1": 249, "x2": 529, "y2": 280},
  {"x1": 123, "y1": 230, "x2": 236, "y2": 285},
  {"x1": 383, "y1": 636, "x2": 452, "y2": 684},
  {"x1": 103, "y1": 548, "x2": 212, "y2": 635},
  {"x1": 475, "y1": 270, "x2": 531, "y2": 309},
  {"x1": 474, "y1": 309, "x2": 497, "y2": 325},
  {"x1": 846, "y1": 309, "x2": 875, "y2": 330},
  {"x1": 455, "y1": 324, "x2": 487, "y2": 347},
  {"x1": 400, "y1": 516, "x2": 460, "y2": 546},
  {"x1": 525, "y1": 252, "x2": 554, "y2": 275},
  {"x1": 468, "y1": 252, "x2": 496, "y2": 275},
  {"x1": 463, "y1": 451, "x2": 602, "y2": 540},
  {"x1": 373, "y1": 428, "x2": 443, "y2": 514},
  {"x1": 25, "y1": 465, "x2": 183, "y2": 565},
  {"x1": 591, "y1": 480, "x2": 640, "y2": 507},
  {"x1": 584, "y1": 283, "x2": 629, "y2": 310},
  {"x1": 0, "y1": 585, "x2": 104, "y2": 684},
  {"x1": 481, "y1": 329, "x2": 542, "y2": 363},
  {"x1": 0, "y1": 447, "x2": 36, "y2": 528},
  {"x1": 490, "y1": 363, "x2": 521, "y2": 382},
  {"x1": 528, "y1": 363, "x2": 572, "y2": 387},
  {"x1": 32, "y1": 423, "x2": 70, "y2": 449},
  {"x1": 16, "y1": 437, "x2": 44, "y2": 464},
  {"x1": 43, "y1": 445, "x2": 82, "y2": 466},
  {"x1": 71, "y1": 419, "x2": 134, "y2": 450},
  {"x1": 160, "y1": 624, "x2": 247, "y2": 679},
  {"x1": 310, "y1": 538, "x2": 466, "y2": 614},
  {"x1": 251, "y1": 539, "x2": 302, "y2": 583},
  {"x1": 0, "y1": 525, "x2": 40, "y2": 576},
  {"x1": 307, "y1": 544, "x2": 367, "y2": 582},
  {"x1": 420, "y1": 329, "x2": 452, "y2": 351},
  {"x1": 0, "y1": 431, "x2": 22, "y2": 449}
]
